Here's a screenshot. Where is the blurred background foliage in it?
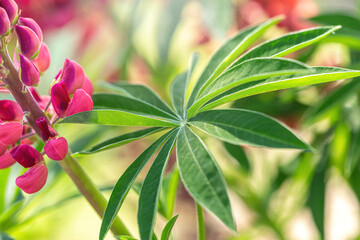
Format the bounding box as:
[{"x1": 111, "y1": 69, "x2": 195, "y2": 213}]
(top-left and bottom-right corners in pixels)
[{"x1": 2, "y1": 0, "x2": 360, "y2": 239}]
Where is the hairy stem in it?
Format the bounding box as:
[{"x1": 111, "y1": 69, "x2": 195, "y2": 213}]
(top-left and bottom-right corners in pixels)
[{"x1": 0, "y1": 42, "x2": 130, "y2": 237}]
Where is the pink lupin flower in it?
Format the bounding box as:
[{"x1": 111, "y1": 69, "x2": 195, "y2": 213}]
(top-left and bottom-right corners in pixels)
[
  {"x1": 58, "y1": 59, "x2": 85, "y2": 95},
  {"x1": 33, "y1": 43, "x2": 50, "y2": 72},
  {"x1": 66, "y1": 89, "x2": 93, "y2": 117},
  {"x1": 51, "y1": 80, "x2": 71, "y2": 118},
  {"x1": 0, "y1": 142, "x2": 7, "y2": 156},
  {"x1": 15, "y1": 25, "x2": 41, "y2": 59},
  {"x1": 36, "y1": 117, "x2": 57, "y2": 141},
  {"x1": 0, "y1": 99, "x2": 23, "y2": 121},
  {"x1": 0, "y1": 121, "x2": 23, "y2": 145},
  {"x1": 18, "y1": 17, "x2": 43, "y2": 42},
  {"x1": 82, "y1": 76, "x2": 94, "y2": 97},
  {"x1": 19, "y1": 54, "x2": 40, "y2": 86},
  {"x1": 0, "y1": 151, "x2": 16, "y2": 169},
  {"x1": 16, "y1": 163, "x2": 48, "y2": 194},
  {"x1": 10, "y1": 144, "x2": 43, "y2": 168},
  {"x1": 0, "y1": 0, "x2": 18, "y2": 23},
  {"x1": 44, "y1": 137, "x2": 68, "y2": 161},
  {"x1": 0, "y1": 7, "x2": 10, "y2": 35}
]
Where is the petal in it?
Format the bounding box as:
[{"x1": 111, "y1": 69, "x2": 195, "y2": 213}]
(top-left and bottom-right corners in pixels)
[
  {"x1": 18, "y1": 17, "x2": 43, "y2": 42},
  {"x1": 0, "y1": 7, "x2": 10, "y2": 35},
  {"x1": 36, "y1": 117, "x2": 57, "y2": 141},
  {"x1": 0, "y1": 99, "x2": 23, "y2": 121},
  {"x1": 51, "y1": 81, "x2": 71, "y2": 118},
  {"x1": 0, "y1": 121, "x2": 23, "y2": 145},
  {"x1": 44, "y1": 137, "x2": 68, "y2": 161},
  {"x1": 16, "y1": 163, "x2": 48, "y2": 194},
  {"x1": 0, "y1": 0, "x2": 18, "y2": 23},
  {"x1": 66, "y1": 89, "x2": 93, "y2": 117},
  {"x1": 33, "y1": 43, "x2": 50, "y2": 72},
  {"x1": 19, "y1": 54, "x2": 40, "y2": 86},
  {"x1": 10, "y1": 144, "x2": 43, "y2": 168},
  {"x1": 0, "y1": 151, "x2": 16, "y2": 169},
  {"x1": 15, "y1": 25, "x2": 40, "y2": 59},
  {"x1": 82, "y1": 76, "x2": 94, "y2": 97},
  {"x1": 0, "y1": 142, "x2": 8, "y2": 156},
  {"x1": 59, "y1": 59, "x2": 85, "y2": 95}
]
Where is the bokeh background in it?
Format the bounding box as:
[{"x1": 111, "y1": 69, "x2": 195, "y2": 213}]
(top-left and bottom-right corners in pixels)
[{"x1": 2, "y1": 0, "x2": 360, "y2": 239}]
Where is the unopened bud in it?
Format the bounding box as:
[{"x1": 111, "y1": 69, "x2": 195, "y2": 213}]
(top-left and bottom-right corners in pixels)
[
  {"x1": 0, "y1": 0, "x2": 18, "y2": 24},
  {"x1": 18, "y1": 17, "x2": 43, "y2": 42},
  {"x1": 19, "y1": 54, "x2": 40, "y2": 86},
  {"x1": 15, "y1": 25, "x2": 41, "y2": 59},
  {"x1": 0, "y1": 7, "x2": 10, "y2": 35}
]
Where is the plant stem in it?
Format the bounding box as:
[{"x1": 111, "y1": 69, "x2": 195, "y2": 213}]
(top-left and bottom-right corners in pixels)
[
  {"x1": 196, "y1": 203, "x2": 206, "y2": 240},
  {"x1": 0, "y1": 42, "x2": 130, "y2": 237}
]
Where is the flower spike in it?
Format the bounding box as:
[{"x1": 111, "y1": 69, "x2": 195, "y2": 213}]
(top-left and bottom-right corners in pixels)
[
  {"x1": 10, "y1": 144, "x2": 43, "y2": 168},
  {"x1": 15, "y1": 25, "x2": 41, "y2": 59},
  {"x1": 16, "y1": 163, "x2": 48, "y2": 194},
  {"x1": 19, "y1": 54, "x2": 40, "y2": 86}
]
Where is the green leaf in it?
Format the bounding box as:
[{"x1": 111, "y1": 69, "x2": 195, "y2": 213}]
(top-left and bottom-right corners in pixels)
[
  {"x1": 163, "y1": 168, "x2": 180, "y2": 219},
  {"x1": 99, "y1": 129, "x2": 178, "y2": 240},
  {"x1": 170, "y1": 53, "x2": 199, "y2": 118},
  {"x1": 201, "y1": 67, "x2": 360, "y2": 111},
  {"x1": 310, "y1": 13, "x2": 360, "y2": 36},
  {"x1": 177, "y1": 126, "x2": 235, "y2": 230},
  {"x1": 232, "y1": 26, "x2": 341, "y2": 66},
  {"x1": 186, "y1": 17, "x2": 282, "y2": 109},
  {"x1": 161, "y1": 215, "x2": 179, "y2": 240},
  {"x1": 187, "y1": 57, "x2": 309, "y2": 117},
  {"x1": 59, "y1": 110, "x2": 179, "y2": 127},
  {"x1": 304, "y1": 78, "x2": 360, "y2": 124},
  {"x1": 93, "y1": 93, "x2": 178, "y2": 120},
  {"x1": 190, "y1": 109, "x2": 310, "y2": 150},
  {"x1": 100, "y1": 82, "x2": 178, "y2": 118},
  {"x1": 72, "y1": 127, "x2": 165, "y2": 156},
  {"x1": 138, "y1": 131, "x2": 178, "y2": 240},
  {"x1": 223, "y1": 142, "x2": 250, "y2": 173}
]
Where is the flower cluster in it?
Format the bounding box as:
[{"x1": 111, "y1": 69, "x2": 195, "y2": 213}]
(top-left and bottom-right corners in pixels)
[{"x1": 0, "y1": 0, "x2": 93, "y2": 194}]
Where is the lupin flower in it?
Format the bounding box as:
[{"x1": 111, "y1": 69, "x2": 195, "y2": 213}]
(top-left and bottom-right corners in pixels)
[
  {"x1": 51, "y1": 80, "x2": 71, "y2": 118},
  {"x1": 10, "y1": 144, "x2": 43, "y2": 168},
  {"x1": 57, "y1": 59, "x2": 86, "y2": 95},
  {"x1": 0, "y1": 121, "x2": 23, "y2": 145},
  {"x1": 19, "y1": 54, "x2": 40, "y2": 86},
  {"x1": 0, "y1": 0, "x2": 18, "y2": 23},
  {"x1": 18, "y1": 17, "x2": 43, "y2": 42},
  {"x1": 82, "y1": 76, "x2": 94, "y2": 97},
  {"x1": 0, "y1": 99, "x2": 23, "y2": 121},
  {"x1": 44, "y1": 137, "x2": 68, "y2": 161},
  {"x1": 66, "y1": 89, "x2": 93, "y2": 116},
  {"x1": 15, "y1": 25, "x2": 41, "y2": 59},
  {"x1": 36, "y1": 117, "x2": 57, "y2": 141},
  {"x1": 0, "y1": 142, "x2": 7, "y2": 156},
  {"x1": 0, "y1": 7, "x2": 10, "y2": 35},
  {"x1": 0, "y1": 151, "x2": 16, "y2": 169},
  {"x1": 16, "y1": 163, "x2": 48, "y2": 194},
  {"x1": 33, "y1": 43, "x2": 50, "y2": 72}
]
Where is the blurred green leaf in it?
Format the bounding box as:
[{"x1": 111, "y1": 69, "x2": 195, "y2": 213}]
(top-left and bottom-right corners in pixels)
[
  {"x1": 100, "y1": 129, "x2": 177, "y2": 240},
  {"x1": 161, "y1": 215, "x2": 179, "y2": 240},
  {"x1": 59, "y1": 110, "x2": 179, "y2": 127},
  {"x1": 190, "y1": 109, "x2": 310, "y2": 150},
  {"x1": 73, "y1": 127, "x2": 165, "y2": 156},
  {"x1": 202, "y1": 67, "x2": 360, "y2": 111},
  {"x1": 310, "y1": 13, "x2": 360, "y2": 36},
  {"x1": 138, "y1": 130, "x2": 178, "y2": 240},
  {"x1": 177, "y1": 126, "x2": 235, "y2": 230},
  {"x1": 223, "y1": 142, "x2": 250, "y2": 173}
]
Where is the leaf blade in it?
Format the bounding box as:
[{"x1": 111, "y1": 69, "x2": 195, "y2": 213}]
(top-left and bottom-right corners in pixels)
[{"x1": 161, "y1": 215, "x2": 179, "y2": 240}]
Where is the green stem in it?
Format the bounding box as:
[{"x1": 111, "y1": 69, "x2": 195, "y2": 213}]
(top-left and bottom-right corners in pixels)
[
  {"x1": 0, "y1": 41, "x2": 130, "y2": 237},
  {"x1": 196, "y1": 203, "x2": 206, "y2": 240}
]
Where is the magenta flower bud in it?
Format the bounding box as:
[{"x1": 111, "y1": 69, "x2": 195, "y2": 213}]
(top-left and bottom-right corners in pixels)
[
  {"x1": 51, "y1": 81, "x2": 71, "y2": 118},
  {"x1": 33, "y1": 43, "x2": 50, "y2": 72},
  {"x1": 0, "y1": 142, "x2": 7, "y2": 156},
  {"x1": 16, "y1": 163, "x2": 48, "y2": 194},
  {"x1": 0, "y1": 0, "x2": 18, "y2": 23},
  {"x1": 18, "y1": 17, "x2": 43, "y2": 42},
  {"x1": 0, "y1": 151, "x2": 16, "y2": 169},
  {"x1": 36, "y1": 117, "x2": 57, "y2": 141},
  {"x1": 44, "y1": 137, "x2": 68, "y2": 161},
  {"x1": 0, "y1": 7, "x2": 10, "y2": 35},
  {"x1": 0, "y1": 121, "x2": 23, "y2": 145},
  {"x1": 0, "y1": 99, "x2": 23, "y2": 121},
  {"x1": 66, "y1": 89, "x2": 93, "y2": 117},
  {"x1": 82, "y1": 76, "x2": 94, "y2": 97},
  {"x1": 10, "y1": 144, "x2": 43, "y2": 168},
  {"x1": 15, "y1": 25, "x2": 41, "y2": 59},
  {"x1": 59, "y1": 59, "x2": 85, "y2": 95},
  {"x1": 19, "y1": 54, "x2": 40, "y2": 86}
]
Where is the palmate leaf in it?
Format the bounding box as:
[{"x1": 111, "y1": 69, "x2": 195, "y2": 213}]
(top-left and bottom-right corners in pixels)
[
  {"x1": 99, "y1": 129, "x2": 178, "y2": 240},
  {"x1": 72, "y1": 127, "x2": 165, "y2": 156},
  {"x1": 101, "y1": 82, "x2": 178, "y2": 119},
  {"x1": 138, "y1": 130, "x2": 178, "y2": 240},
  {"x1": 177, "y1": 126, "x2": 235, "y2": 230},
  {"x1": 189, "y1": 109, "x2": 310, "y2": 150},
  {"x1": 200, "y1": 67, "x2": 360, "y2": 111},
  {"x1": 59, "y1": 110, "x2": 179, "y2": 127},
  {"x1": 93, "y1": 93, "x2": 178, "y2": 120},
  {"x1": 186, "y1": 16, "x2": 282, "y2": 108},
  {"x1": 187, "y1": 57, "x2": 310, "y2": 117}
]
